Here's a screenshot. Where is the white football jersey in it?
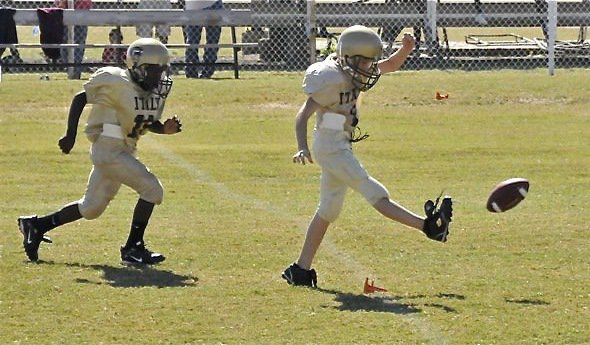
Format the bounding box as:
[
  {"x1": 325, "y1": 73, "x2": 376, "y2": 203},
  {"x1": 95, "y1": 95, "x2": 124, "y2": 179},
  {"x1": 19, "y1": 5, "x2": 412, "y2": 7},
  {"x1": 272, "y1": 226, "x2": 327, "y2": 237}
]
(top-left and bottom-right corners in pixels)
[
  {"x1": 83, "y1": 66, "x2": 165, "y2": 148},
  {"x1": 303, "y1": 54, "x2": 361, "y2": 133}
]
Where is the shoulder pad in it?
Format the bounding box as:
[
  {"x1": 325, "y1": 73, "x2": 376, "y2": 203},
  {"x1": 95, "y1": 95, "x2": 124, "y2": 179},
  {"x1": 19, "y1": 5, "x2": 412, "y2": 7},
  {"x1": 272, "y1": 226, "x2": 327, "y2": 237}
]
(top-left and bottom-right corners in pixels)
[
  {"x1": 303, "y1": 59, "x2": 345, "y2": 95},
  {"x1": 302, "y1": 59, "x2": 349, "y2": 107},
  {"x1": 86, "y1": 67, "x2": 128, "y2": 86},
  {"x1": 84, "y1": 67, "x2": 129, "y2": 103}
]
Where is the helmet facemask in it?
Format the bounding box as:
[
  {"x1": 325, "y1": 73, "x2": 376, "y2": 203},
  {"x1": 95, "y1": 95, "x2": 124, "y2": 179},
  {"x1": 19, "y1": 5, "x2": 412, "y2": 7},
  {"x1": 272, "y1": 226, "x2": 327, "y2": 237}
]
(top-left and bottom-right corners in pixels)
[
  {"x1": 126, "y1": 38, "x2": 173, "y2": 98},
  {"x1": 342, "y1": 55, "x2": 381, "y2": 92},
  {"x1": 130, "y1": 64, "x2": 173, "y2": 98}
]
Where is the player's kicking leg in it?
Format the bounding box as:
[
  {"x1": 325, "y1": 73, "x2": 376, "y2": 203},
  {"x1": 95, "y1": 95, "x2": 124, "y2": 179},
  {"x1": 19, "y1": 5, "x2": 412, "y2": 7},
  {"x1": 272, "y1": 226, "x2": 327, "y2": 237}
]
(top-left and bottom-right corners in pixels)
[{"x1": 422, "y1": 196, "x2": 453, "y2": 242}]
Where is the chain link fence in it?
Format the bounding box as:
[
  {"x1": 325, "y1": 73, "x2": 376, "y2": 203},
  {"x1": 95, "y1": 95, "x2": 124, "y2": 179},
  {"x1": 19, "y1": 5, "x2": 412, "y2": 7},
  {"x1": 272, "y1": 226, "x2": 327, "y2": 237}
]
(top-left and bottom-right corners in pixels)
[{"x1": 0, "y1": 0, "x2": 589, "y2": 78}]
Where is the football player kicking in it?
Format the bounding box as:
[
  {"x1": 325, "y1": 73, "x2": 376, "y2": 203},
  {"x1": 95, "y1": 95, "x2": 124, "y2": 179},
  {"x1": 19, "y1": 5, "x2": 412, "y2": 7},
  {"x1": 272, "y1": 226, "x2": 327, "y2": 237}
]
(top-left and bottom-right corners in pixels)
[
  {"x1": 282, "y1": 26, "x2": 453, "y2": 288},
  {"x1": 18, "y1": 38, "x2": 182, "y2": 265}
]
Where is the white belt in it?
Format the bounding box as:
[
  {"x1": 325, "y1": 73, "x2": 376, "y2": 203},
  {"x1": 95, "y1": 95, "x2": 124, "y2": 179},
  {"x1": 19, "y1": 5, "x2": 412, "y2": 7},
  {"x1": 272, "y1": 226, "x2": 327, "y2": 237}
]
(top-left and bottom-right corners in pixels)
[
  {"x1": 101, "y1": 123, "x2": 124, "y2": 140},
  {"x1": 318, "y1": 112, "x2": 346, "y2": 131}
]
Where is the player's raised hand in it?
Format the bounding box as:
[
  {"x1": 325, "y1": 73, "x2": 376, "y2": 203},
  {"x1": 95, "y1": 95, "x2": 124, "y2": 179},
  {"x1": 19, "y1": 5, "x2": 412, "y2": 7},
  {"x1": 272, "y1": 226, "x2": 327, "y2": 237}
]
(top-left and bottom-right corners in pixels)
[
  {"x1": 58, "y1": 135, "x2": 76, "y2": 154},
  {"x1": 163, "y1": 115, "x2": 182, "y2": 134},
  {"x1": 401, "y1": 33, "x2": 416, "y2": 50},
  {"x1": 293, "y1": 149, "x2": 313, "y2": 165}
]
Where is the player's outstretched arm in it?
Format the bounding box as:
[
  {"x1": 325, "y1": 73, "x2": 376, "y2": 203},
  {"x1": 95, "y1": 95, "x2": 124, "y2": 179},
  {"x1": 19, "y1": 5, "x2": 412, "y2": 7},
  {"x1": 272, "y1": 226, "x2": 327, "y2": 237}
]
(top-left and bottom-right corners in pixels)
[
  {"x1": 58, "y1": 91, "x2": 87, "y2": 154},
  {"x1": 149, "y1": 115, "x2": 182, "y2": 135},
  {"x1": 378, "y1": 33, "x2": 415, "y2": 75}
]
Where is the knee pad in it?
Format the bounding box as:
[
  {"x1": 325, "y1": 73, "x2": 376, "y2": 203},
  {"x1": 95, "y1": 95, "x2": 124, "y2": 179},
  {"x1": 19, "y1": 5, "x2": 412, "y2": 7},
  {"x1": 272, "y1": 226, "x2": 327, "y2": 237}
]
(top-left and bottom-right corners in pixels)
[
  {"x1": 139, "y1": 179, "x2": 164, "y2": 205},
  {"x1": 317, "y1": 202, "x2": 342, "y2": 223},
  {"x1": 317, "y1": 193, "x2": 346, "y2": 223},
  {"x1": 357, "y1": 176, "x2": 390, "y2": 205},
  {"x1": 79, "y1": 197, "x2": 108, "y2": 220}
]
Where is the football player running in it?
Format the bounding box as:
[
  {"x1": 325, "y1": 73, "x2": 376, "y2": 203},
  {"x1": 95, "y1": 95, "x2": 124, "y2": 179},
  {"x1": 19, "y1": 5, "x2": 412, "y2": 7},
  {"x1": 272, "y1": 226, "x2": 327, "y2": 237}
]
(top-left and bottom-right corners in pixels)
[
  {"x1": 18, "y1": 38, "x2": 182, "y2": 265},
  {"x1": 282, "y1": 26, "x2": 453, "y2": 288}
]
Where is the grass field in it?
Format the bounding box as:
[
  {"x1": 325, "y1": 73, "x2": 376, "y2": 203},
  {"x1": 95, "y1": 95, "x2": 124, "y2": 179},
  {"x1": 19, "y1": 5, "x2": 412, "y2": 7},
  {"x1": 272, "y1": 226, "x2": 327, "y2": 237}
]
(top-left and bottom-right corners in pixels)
[{"x1": 1, "y1": 68, "x2": 589, "y2": 344}]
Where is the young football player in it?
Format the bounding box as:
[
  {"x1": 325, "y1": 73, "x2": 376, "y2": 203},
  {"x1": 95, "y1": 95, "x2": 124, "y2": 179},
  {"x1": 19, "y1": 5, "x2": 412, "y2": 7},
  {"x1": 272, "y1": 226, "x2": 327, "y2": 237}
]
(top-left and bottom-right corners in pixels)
[
  {"x1": 282, "y1": 25, "x2": 453, "y2": 288},
  {"x1": 18, "y1": 38, "x2": 182, "y2": 265}
]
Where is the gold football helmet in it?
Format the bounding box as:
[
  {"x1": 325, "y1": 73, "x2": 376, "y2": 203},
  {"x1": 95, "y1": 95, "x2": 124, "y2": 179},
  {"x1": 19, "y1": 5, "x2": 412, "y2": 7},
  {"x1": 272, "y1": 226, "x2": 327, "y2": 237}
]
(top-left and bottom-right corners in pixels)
[
  {"x1": 126, "y1": 38, "x2": 173, "y2": 97},
  {"x1": 336, "y1": 25, "x2": 383, "y2": 91}
]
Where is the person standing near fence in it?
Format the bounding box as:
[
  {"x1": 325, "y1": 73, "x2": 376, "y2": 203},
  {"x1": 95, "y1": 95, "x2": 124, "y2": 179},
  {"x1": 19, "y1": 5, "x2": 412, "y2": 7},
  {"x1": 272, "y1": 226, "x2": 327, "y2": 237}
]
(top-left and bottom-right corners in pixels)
[
  {"x1": 56, "y1": 0, "x2": 92, "y2": 79},
  {"x1": 410, "y1": 0, "x2": 427, "y2": 50},
  {"x1": 281, "y1": 25, "x2": 453, "y2": 288},
  {"x1": 380, "y1": 0, "x2": 404, "y2": 53},
  {"x1": 102, "y1": 28, "x2": 126, "y2": 65},
  {"x1": 0, "y1": 8, "x2": 23, "y2": 65},
  {"x1": 474, "y1": 0, "x2": 488, "y2": 25},
  {"x1": 17, "y1": 38, "x2": 182, "y2": 265},
  {"x1": 183, "y1": 0, "x2": 224, "y2": 79},
  {"x1": 381, "y1": 0, "x2": 431, "y2": 53},
  {"x1": 136, "y1": 0, "x2": 172, "y2": 44},
  {"x1": 534, "y1": 0, "x2": 549, "y2": 41}
]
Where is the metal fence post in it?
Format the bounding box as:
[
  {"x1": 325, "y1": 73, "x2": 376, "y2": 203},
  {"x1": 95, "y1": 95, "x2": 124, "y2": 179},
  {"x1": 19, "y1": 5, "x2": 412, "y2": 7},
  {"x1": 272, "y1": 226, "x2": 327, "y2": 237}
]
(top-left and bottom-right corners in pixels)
[
  {"x1": 547, "y1": 0, "x2": 557, "y2": 76},
  {"x1": 307, "y1": 0, "x2": 316, "y2": 65},
  {"x1": 426, "y1": 0, "x2": 438, "y2": 48}
]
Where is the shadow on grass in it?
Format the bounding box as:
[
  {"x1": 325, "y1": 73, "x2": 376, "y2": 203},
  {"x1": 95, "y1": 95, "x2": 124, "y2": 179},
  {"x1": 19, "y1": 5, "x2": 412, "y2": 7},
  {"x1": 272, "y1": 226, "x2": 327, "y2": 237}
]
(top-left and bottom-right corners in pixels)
[
  {"x1": 40, "y1": 261, "x2": 198, "y2": 288},
  {"x1": 314, "y1": 288, "x2": 463, "y2": 314},
  {"x1": 333, "y1": 293, "x2": 420, "y2": 314},
  {"x1": 505, "y1": 298, "x2": 550, "y2": 306}
]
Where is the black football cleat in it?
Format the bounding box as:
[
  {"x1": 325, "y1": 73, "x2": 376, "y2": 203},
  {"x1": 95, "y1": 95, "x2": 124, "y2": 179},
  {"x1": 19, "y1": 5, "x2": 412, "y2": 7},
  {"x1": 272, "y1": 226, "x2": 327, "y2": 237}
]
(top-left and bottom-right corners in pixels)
[
  {"x1": 422, "y1": 195, "x2": 453, "y2": 242},
  {"x1": 120, "y1": 243, "x2": 166, "y2": 265},
  {"x1": 18, "y1": 215, "x2": 52, "y2": 262},
  {"x1": 281, "y1": 263, "x2": 317, "y2": 288}
]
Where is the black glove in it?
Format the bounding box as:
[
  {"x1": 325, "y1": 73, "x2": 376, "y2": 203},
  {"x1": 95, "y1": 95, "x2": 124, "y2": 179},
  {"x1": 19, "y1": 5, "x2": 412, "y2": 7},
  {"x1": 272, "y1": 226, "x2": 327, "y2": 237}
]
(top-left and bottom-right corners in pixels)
[{"x1": 58, "y1": 135, "x2": 76, "y2": 154}]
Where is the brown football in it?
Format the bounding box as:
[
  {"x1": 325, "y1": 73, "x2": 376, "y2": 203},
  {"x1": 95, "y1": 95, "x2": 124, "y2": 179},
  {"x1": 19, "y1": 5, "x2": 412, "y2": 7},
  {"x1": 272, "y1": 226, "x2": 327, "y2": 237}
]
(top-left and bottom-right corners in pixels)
[{"x1": 486, "y1": 178, "x2": 530, "y2": 213}]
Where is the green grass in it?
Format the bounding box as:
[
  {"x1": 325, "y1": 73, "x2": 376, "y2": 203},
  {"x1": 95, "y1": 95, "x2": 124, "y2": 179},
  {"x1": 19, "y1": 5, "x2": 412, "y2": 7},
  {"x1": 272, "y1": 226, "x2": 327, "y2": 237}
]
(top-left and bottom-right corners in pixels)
[{"x1": 1, "y1": 69, "x2": 589, "y2": 344}]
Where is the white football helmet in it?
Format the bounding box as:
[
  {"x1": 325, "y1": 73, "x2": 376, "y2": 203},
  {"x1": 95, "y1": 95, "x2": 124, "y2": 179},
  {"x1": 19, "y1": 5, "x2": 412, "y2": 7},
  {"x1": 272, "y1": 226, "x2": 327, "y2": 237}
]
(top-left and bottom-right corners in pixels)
[
  {"x1": 336, "y1": 25, "x2": 383, "y2": 91},
  {"x1": 126, "y1": 38, "x2": 173, "y2": 97}
]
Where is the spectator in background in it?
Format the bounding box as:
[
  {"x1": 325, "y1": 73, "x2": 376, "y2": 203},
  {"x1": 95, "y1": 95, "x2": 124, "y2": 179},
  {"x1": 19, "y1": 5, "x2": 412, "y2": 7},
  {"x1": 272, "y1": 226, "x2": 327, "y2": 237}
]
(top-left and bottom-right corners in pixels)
[
  {"x1": 381, "y1": 0, "x2": 429, "y2": 53},
  {"x1": 56, "y1": 0, "x2": 92, "y2": 79},
  {"x1": 102, "y1": 28, "x2": 126, "y2": 65},
  {"x1": 411, "y1": 0, "x2": 427, "y2": 50},
  {"x1": 409, "y1": 0, "x2": 439, "y2": 51},
  {"x1": 0, "y1": 7, "x2": 23, "y2": 64},
  {"x1": 136, "y1": 0, "x2": 172, "y2": 44},
  {"x1": 534, "y1": 0, "x2": 549, "y2": 41},
  {"x1": 183, "y1": 0, "x2": 224, "y2": 79},
  {"x1": 474, "y1": 0, "x2": 488, "y2": 25},
  {"x1": 380, "y1": 0, "x2": 404, "y2": 52}
]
